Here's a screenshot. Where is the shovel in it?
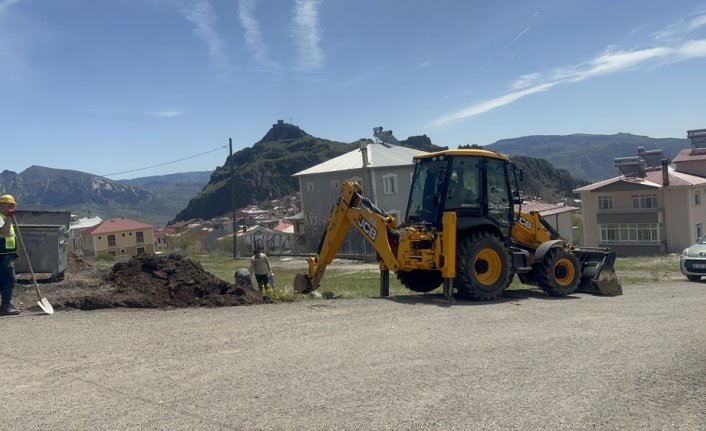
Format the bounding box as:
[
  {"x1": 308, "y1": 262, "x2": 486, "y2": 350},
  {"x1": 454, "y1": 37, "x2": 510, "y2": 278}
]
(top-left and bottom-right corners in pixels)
[{"x1": 12, "y1": 219, "x2": 54, "y2": 315}]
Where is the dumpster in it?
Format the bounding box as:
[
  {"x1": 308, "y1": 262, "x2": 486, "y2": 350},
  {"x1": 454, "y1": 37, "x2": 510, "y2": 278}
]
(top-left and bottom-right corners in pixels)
[{"x1": 13, "y1": 210, "x2": 71, "y2": 282}]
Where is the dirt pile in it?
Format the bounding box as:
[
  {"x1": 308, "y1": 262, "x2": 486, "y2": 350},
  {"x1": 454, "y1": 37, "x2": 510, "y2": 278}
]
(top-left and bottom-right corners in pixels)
[{"x1": 14, "y1": 253, "x2": 264, "y2": 312}]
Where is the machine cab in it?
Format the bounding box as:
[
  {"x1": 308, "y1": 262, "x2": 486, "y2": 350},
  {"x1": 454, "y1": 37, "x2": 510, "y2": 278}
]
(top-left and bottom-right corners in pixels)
[{"x1": 405, "y1": 149, "x2": 517, "y2": 236}]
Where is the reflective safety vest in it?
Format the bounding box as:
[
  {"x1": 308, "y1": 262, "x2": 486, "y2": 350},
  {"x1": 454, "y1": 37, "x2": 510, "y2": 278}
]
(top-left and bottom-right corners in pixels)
[{"x1": 0, "y1": 214, "x2": 16, "y2": 254}]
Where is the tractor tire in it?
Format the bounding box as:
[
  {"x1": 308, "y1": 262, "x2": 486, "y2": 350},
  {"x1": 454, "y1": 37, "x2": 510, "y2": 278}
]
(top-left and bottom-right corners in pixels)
[
  {"x1": 455, "y1": 231, "x2": 511, "y2": 300},
  {"x1": 536, "y1": 247, "x2": 581, "y2": 296},
  {"x1": 397, "y1": 270, "x2": 443, "y2": 293}
]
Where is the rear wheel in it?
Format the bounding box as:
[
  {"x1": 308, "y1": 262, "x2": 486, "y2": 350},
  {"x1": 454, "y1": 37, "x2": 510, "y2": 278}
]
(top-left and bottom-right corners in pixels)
[
  {"x1": 536, "y1": 248, "x2": 580, "y2": 296},
  {"x1": 397, "y1": 270, "x2": 443, "y2": 293},
  {"x1": 686, "y1": 274, "x2": 701, "y2": 282},
  {"x1": 455, "y1": 231, "x2": 510, "y2": 300}
]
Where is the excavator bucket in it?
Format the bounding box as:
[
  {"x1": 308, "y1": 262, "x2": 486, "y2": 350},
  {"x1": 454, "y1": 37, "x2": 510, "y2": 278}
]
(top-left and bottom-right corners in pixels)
[
  {"x1": 294, "y1": 273, "x2": 315, "y2": 294},
  {"x1": 573, "y1": 248, "x2": 622, "y2": 296}
]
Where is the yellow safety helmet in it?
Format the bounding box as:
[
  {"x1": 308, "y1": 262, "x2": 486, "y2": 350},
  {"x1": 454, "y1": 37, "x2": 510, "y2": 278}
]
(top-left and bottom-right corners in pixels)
[{"x1": 0, "y1": 194, "x2": 17, "y2": 205}]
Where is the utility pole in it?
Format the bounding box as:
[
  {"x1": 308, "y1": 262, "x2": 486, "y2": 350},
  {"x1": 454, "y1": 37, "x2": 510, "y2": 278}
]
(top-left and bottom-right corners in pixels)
[{"x1": 230, "y1": 137, "x2": 238, "y2": 259}]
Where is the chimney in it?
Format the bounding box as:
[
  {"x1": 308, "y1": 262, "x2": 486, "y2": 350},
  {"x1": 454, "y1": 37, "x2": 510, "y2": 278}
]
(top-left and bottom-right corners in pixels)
[
  {"x1": 359, "y1": 139, "x2": 369, "y2": 168},
  {"x1": 661, "y1": 159, "x2": 670, "y2": 187}
]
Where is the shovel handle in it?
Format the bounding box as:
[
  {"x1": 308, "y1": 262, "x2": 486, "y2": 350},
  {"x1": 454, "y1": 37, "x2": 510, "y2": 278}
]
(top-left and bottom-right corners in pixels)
[{"x1": 11, "y1": 219, "x2": 44, "y2": 300}]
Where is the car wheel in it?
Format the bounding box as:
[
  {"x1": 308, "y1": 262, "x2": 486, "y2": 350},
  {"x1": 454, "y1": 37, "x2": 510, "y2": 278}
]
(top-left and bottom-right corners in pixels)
[{"x1": 686, "y1": 274, "x2": 701, "y2": 282}]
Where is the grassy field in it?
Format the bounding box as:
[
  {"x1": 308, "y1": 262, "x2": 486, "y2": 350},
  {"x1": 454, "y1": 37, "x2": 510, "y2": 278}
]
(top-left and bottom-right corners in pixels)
[{"x1": 191, "y1": 253, "x2": 686, "y2": 302}]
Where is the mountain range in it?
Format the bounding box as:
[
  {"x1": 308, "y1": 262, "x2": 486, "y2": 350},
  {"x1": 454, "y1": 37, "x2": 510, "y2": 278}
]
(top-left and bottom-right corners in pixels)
[
  {"x1": 488, "y1": 133, "x2": 687, "y2": 181},
  {"x1": 2, "y1": 121, "x2": 692, "y2": 226}
]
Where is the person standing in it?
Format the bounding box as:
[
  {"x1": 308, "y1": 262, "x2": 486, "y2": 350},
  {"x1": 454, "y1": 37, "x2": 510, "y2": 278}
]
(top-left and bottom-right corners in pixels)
[
  {"x1": 250, "y1": 249, "x2": 272, "y2": 292},
  {"x1": 0, "y1": 194, "x2": 20, "y2": 316}
]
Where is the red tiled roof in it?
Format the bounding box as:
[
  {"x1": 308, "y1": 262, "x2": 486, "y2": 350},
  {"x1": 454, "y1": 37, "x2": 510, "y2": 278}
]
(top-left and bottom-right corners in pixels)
[
  {"x1": 574, "y1": 166, "x2": 706, "y2": 191},
  {"x1": 273, "y1": 223, "x2": 294, "y2": 231},
  {"x1": 672, "y1": 148, "x2": 706, "y2": 163},
  {"x1": 516, "y1": 201, "x2": 578, "y2": 217},
  {"x1": 84, "y1": 218, "x2": 153, "y2": 235}
]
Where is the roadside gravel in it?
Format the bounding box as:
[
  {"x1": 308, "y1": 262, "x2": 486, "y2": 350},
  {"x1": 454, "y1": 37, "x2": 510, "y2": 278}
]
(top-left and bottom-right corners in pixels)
[{"x1": 2, "y1": 281, "x2": 705, "y2": 430}]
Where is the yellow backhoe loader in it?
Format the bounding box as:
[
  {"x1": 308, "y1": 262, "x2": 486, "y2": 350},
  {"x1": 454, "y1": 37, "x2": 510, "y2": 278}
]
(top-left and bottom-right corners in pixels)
[{"x1": 294, "y1": 148, "x2": 621, "y2": 300}]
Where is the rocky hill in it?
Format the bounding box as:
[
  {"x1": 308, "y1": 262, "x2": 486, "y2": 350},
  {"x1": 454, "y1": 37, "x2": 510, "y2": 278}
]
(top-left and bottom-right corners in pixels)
[{"x1": 171, "y1": 123, "x2": 445, "y2": 222}]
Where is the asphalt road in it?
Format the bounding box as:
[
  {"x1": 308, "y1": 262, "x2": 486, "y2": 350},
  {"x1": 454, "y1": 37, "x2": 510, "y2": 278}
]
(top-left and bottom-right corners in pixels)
[{"x1": 2, "y1": 281, "x2": 705, "y2": 431}]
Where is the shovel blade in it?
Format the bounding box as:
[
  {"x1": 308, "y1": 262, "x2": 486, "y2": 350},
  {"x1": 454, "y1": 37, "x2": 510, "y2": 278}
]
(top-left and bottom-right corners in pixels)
[
  {"x1": 37, "y1": 298, "x2": 54, "y2": 315},
  {"x1": 575, "y1": 248, "x2": 623, "y2": 296},
  {"x1": 294, "y1": 273, "x2": 314, "y2": 294}
]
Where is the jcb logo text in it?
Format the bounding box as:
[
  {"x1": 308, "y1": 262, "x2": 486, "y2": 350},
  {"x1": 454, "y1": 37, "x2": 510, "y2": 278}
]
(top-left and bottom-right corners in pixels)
[{"x1": 357, "y1": 216, "x2": 378, "y2": 241}]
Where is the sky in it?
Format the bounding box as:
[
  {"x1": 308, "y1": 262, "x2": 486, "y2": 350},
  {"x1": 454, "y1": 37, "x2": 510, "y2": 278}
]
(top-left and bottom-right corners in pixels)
[{"x1": 2, "y1": 0, "x2": 706, "y2": 180}]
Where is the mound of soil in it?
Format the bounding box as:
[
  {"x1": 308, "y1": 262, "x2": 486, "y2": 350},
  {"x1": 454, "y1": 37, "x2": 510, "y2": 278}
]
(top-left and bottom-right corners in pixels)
[{"x1": 13, "y1": 253, "x2": 264, "y2": 312}]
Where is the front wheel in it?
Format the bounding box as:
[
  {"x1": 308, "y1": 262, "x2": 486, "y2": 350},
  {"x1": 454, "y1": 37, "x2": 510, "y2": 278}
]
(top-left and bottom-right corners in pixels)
[
  {"x1": 455, "y1": 232, "x2": 511, "y2": 300},
  {"x1": 536, "y1": 248, "x2": 580, "y2": 296}
]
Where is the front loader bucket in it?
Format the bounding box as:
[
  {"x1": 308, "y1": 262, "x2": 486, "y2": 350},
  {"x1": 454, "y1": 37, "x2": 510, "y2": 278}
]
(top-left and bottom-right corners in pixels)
[
  {"x1": 294, "y1": 273, "x2": 315, "y2": 294},
  {"x1": 574, "y1": 248, "x2": 622, "y2": 296}
]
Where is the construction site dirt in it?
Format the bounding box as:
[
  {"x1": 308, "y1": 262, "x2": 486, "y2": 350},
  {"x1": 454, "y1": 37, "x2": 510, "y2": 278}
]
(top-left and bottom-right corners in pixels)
[{"x1": 12, "y1": 253, "x2": 265, "y2": 312}]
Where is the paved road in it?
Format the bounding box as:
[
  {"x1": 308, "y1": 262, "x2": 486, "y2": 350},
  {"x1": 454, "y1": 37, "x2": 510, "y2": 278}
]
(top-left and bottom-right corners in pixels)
[{"x1": 2, "y1": 282, "x2": 705, "y2": 431}]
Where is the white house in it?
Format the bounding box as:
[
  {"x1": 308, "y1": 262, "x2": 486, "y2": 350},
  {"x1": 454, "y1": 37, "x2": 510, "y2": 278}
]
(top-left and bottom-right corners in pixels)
[{"x1": 293, "y1": 138, "x2": 426, "y2": 254}]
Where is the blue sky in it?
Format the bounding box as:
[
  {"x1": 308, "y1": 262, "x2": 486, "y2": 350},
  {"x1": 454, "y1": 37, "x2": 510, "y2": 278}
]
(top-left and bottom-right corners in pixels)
[{"x1": 2, "y1": 0, "x2": 706, "y2": 180}]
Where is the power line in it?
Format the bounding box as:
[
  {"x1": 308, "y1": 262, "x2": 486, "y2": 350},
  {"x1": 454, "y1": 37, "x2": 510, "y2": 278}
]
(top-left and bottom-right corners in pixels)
[
  {"x1": 100, "y1": 145, "x2": 228, "y2": 177},
  {"x1": 9, "y1": 145, "x2": 229, "y2": 188}
]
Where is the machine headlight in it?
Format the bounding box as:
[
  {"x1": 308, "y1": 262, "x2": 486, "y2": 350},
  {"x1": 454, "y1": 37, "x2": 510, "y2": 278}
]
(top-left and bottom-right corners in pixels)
[{"x1": 681, "y1": 248, "x2": 689, "y2": 256}]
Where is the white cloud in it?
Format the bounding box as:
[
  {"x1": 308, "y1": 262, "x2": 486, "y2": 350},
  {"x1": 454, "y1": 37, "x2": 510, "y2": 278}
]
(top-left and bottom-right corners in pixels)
[
  {"x1": 238, "y1": 0, "x2": 279, "y2": 71},
  {"x1": 291, "y1": 0, "x2": 324, "y2": 71},
  {"x1": 511, "y1": 72, "x2": 540, "y2": 90},
  {"x1": 0, "y1": 0, "x2": 21, "y2": 12},
  {"x1": 654, "y1": 11, "x2": 706, "y2": 41},
  {"x1": 148, "y1": 110, "x2": 185, "y2": 118},
  {"x1": 507, "y1": 25, "x2": 532, "y2": 47},
  {"x1": 180, "y1": 0, "x2": 227, "y2": 68},
  {"x1": 430, "y1": 83, "x2": 555, "y2": 127},
  {"x1": 431, "y1": 11, "x2": 706, "y2": 128}
]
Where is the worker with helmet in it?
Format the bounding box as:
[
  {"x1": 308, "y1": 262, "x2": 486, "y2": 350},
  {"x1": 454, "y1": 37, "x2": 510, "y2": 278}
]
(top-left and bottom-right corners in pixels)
[{"x1": 0, "y1": 194, "x2": 20, "y2": 316}]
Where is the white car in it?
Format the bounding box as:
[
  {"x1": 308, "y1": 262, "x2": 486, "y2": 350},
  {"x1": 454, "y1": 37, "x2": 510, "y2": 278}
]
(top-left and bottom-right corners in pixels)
[{"x1": 680, "y1": 238, "x2": 706, "y2": 281}]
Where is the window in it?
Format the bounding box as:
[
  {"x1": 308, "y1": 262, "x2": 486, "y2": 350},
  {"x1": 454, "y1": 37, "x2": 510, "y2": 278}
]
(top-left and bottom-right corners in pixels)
[
  {"x1": 330, "y1": 179, "x2": 339, "y2": 191},
  {"x1": 108, "y1": 234, "x2": 116, "y2": 247},
  {"x1": 136, "y1": 231, "x2": 144, "y2": 243},
  {"x1": 306, "y1": 182, "x2": 314, "y2": 192},
  {"x1": 137, "y1": 247, "x2": 145, "y2": 255},
  {"x1": 697, "y1": 223, "x2": 703, "y2": 241},
  {"x1": 121, "y1": 233, "x2": 126, "y2": 237},
  {"x1": 599, "y1": 223, "x2": 662, "y2": 244},
  {"x1": 382, "y1": 174, "x2": 398, "y2": 194},
  {"x1": 695, "y1": 190, "x2": 702, "y2": 206},
  {"x1": 598, "y1": 195, "x2": 613, "y2": 210},
  {"x1": 486, "y1": 159, "x2": 511, "y2": 229},
  {"x1": 632, "y1": 193, "x2": 657, "y2": 209}
]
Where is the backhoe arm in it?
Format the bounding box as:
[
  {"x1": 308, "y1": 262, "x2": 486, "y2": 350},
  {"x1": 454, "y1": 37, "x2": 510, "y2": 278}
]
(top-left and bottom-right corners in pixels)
[{"x1": 294, "y1": 180, "x2": 401, "y2": 293}]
